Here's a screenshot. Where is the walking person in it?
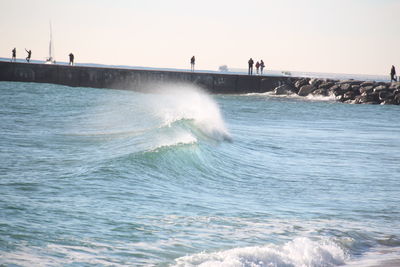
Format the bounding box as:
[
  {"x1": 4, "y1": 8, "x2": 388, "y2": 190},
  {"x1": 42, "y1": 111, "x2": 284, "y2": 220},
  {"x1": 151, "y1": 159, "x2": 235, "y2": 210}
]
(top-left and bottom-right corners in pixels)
[
  {"x1": 260, "y1": 60, "x2": 265, "y2": 75},
  {"x1": 190, "y1": 56, "x2": 195, "y2": 72},
  {"x1": 390, "y1": 65, "x2": 397, "y2": 82},
  {"x1": 248, "y1": 58, "x2": 254, "y2": 75},
  {"x1": 69, "y1": 53, "x2": 74, "y2": 66},
  {"x1": 25, "y1": 49, "x2": 32, "y2": 62},
  {"x1": 255, "y1": 61, "x2": 260, "y2": 75},
  {"x1": 11, "y1": 48, "x2": 16, "y2": 62}
]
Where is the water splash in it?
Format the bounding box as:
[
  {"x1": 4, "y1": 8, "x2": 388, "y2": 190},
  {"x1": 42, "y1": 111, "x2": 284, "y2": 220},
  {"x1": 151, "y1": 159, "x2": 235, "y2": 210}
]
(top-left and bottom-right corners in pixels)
[{"x1": 149, "y1": 83, "x2": 231, "y2": 143}]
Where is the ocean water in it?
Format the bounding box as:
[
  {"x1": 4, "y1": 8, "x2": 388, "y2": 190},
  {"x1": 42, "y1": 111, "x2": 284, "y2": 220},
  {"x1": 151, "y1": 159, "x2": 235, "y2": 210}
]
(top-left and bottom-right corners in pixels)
[{"x1": 0, "y1": 81, "x2": 399, "y2": 267}]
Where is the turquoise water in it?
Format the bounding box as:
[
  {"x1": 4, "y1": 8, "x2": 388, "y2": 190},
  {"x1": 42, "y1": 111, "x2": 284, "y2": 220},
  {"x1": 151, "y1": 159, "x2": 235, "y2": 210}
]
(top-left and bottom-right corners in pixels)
[{"x1": 0, "y1": 81, "x2": 399, "y2": 266}]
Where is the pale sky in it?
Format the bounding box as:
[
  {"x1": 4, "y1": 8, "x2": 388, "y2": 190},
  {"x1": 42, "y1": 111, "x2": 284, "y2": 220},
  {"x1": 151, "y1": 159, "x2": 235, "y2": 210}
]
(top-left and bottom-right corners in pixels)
[{"x1": 1, "y1": 0, "x2": 399, "y2": 75}]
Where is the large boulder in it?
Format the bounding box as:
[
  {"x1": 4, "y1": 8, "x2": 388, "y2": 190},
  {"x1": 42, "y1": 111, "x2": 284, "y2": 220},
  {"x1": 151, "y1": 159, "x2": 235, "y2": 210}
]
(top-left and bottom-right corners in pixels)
[
  {"x1": 373, "y1": 85, "x2": 388, "y2": 92},
  {"x1": 312, "y1": 88, "x2": 328, "y2": 96},
  {"x1": 359, "y1": 90, "x2": 379, "y2": 104},
  {"x1": 381, "y1": 99, "x2": 395, "y2": 105},
  {"x1": 329, "y1": 85, "x2": 347, "y2": 96},
  {"x1": 274, "y1": 84, "x2": 293, "y2": 95},
  {"x1": 343, "y1": 91, "x2": 356, "y2": 101},
  {"x1": 309, "y1": 78, "x2": 323, "y2": 87},
  {"x1": 339, "y1": 80, "x2": 362, "y2": 86},
  {"x1": 351, "y1": 85, "x2": 360, "y2": 92},
  {"x1": 359, "y1": 86, "x2": 374, "y2": 94},
  {"x1": 394, "y1": 93, "x2": 400, "y2": 104},
  {"x1": 298, "y1": 85, "x2": 316, "y2": 96},
  {"x1": 318, "y1": 81, "x2": 335, "y2": 89},
  {"x1": 295, "y1": 79, "x2": 309, "y2": 90},
  {"x1": 354, "y1": 95, "x2": 372, "y2": 104},
  {"x1": 379, "y1": 90, "x2": 393, "y2": 101},
  {"x1": 340, "y1": 83, "x2": 352, "y2": 91},
  {"x1": 361, "y1": 81, "x2": 375, "y2": 87}
]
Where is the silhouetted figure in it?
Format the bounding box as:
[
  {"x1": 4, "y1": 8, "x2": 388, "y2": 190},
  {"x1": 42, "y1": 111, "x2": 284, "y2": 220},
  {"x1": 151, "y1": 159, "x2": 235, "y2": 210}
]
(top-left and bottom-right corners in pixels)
[
  {"x1": 25, "y1": 49, "x2": 32, "y2": 62},
  {"x1": 255, "y1": 61, "x2": 260, "y2": 75},
  {"x1": 248, "y1": 58, "x2": 254, "y2": 75},
  {"x1": 260, "y1": 60, "x2": 265, "y2": 75},
  {"x1": 69, "y1": 53, "x2": 74, "y2": 66},
  {"x1": 190, "y1": 56, "x2": 195, "y2": 72},
  {"x1": 11, "y1": 48, "x2": 16, "y2": 62},
  {"x1": 391, "y1": 65, "x2": 397, "y2": 82}
]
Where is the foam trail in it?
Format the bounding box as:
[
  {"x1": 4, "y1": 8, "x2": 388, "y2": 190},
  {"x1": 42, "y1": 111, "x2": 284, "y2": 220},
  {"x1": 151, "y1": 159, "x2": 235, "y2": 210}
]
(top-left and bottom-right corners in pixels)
[{"x1": 172, "y1": 237, "x2": 347, "y2": 267}]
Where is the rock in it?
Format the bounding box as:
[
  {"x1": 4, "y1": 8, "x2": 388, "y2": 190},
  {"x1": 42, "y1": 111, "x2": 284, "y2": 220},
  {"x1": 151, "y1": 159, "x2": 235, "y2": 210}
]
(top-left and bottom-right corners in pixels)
[
  {"x1": 371, "y1": 92, "x2": 380, "y2": 103},
  {"x1": 340, "y1": 83, "x2": 351, "y2": 91},
  {"x1": 329, "y1": 84, "x2": 340, "y2": 92},
  {"x1": 359, "y1": 86, "x2": 374, "y2": 94},
  {"x1": 298, "y1": 85, "x2": 316, "y2": 96},
  {"x1": 351, "y1": 85, "x2": 360, "y2": 92},
  {"x1": 375, "y1": 82, "x2": 388, "y2": 86},
  {"x1": 312, "y1": 88, "x2": 328, "y2": 96},
  {"x1": 319, "y1": 81, "x2": 335, "y2": 89},
  {"x1": 295, "y1": 79, "x2": 309, "y2": 89},
  {"x1": 274, "y1": 84, "x2": 293, "y2": 95},
  {"x1": 343, "y1": 91, "x2": 355, "y2": 100},
  {"x1": 309, "y1": 78, "x2": 323, "y2": 87},
  {"x1": 373, "y1": 85, "x2": 388, "y2": 92},
  {"x1": 394, "y1": 93, "x2": 400, "y2": 104},
  {"x1": 379, "y1": 90, "x2": 393, "y2": 101},
  {"x1": 381, "y1": 99, "x2": 394, "y2": 105},
  {"x1": 330, "y1": 85, "x2": 347, "y2": 96},
  {"x1": 361, "y1": 81, "x2": 375, "y2": 87},
  {"x1": 354, "y1": 95, "x2": 372, "y2": 104},
  {"x1": 359, "y1": 92, "x2": 377, "y2": 103},
  {"x1": 339, "y1": 80, "x2": 362, "y2": 85}
]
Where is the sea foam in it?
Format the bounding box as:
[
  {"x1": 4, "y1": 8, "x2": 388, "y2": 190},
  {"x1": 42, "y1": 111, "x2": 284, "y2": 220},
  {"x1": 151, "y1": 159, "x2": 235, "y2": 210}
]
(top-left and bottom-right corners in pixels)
[{"x1": 172, "y1": 237, "x2": 347, "y2": 267}]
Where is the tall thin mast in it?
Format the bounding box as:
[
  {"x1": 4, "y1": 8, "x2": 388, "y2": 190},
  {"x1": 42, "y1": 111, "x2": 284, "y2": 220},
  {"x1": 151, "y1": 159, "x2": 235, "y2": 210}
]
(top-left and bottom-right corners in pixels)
[{"x1": 48, "y1": 21, "x2": 55, "y2": 61}]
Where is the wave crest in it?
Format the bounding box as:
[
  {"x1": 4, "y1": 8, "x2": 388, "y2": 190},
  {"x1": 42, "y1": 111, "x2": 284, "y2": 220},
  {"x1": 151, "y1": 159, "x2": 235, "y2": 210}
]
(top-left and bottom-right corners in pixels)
[
  {"x1": 151, "y1": 83, "x2": 231, "y2": 143},
  {"x1": 68, "y1": 83, "x2": 231, "y2": 159},
  {"x1": 172, "y1": 237, "x2": 347, "y2": 267}
]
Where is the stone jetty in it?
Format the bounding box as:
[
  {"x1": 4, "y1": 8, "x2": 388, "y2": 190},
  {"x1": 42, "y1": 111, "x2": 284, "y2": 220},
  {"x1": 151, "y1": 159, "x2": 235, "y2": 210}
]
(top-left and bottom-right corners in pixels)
[
  {"x1": 274, "y1": 78, "x2": 400, "y2": 105},
  {"x1": 1, "y1": 61, "x2": 398, "y2": 105}
]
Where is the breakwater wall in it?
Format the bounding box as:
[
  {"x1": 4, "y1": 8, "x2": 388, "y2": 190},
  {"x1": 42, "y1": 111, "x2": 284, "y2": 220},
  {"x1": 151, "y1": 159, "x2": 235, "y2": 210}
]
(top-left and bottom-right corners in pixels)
[
  {"x1": 2, "y1": 61, "x2": 398, "y2": 104},
  {"x1": 274, "y1": 77, "x2": 400, "y2": 105},
  {"x1": 0, "y1": 61, "x2": 287, "y2": 94}
]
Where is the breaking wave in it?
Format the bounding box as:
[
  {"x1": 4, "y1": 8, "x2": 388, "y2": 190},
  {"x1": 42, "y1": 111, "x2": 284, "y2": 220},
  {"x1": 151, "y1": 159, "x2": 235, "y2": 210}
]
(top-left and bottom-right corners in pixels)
[
  {"x1": 68, "y1": 83, "x2": 231, "y2": 156},
  {"x1": 172, "y1": 237, "x2": 347, "y2": 267}
]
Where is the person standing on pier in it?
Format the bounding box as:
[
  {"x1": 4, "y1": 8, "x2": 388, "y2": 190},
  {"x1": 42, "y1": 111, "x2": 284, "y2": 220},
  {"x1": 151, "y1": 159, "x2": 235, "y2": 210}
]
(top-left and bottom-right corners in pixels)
[
  {"x1": 255, "y1": 61, "x2": 260, "y2": 75},
  {"x1": 260, "y1": 60, "x2": 265, "y2": 75},
  {"x1": 25, "y1": 49, "x2": 32, "y2": 62},
  {"x1": 11, "y1": 48, "x2": 16, "y2": 62},
  {"x1": 390, "y1": 65, "x2": 397, "y2": 82},
  {"x1": 248, "y1": 58, "x2": 254, "y2": 75},
  {"x1": 190, "y1": 56, "x2": 195, "y2": 72},
  {"x1": 69, "y1": 53, "x2": 74, "y2": 66}
]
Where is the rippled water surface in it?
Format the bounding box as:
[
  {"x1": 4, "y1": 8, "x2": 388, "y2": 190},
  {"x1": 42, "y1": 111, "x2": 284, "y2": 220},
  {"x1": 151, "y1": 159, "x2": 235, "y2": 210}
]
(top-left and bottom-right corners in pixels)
[{"x1": 1, "y1": 81, "x2": 399, "y2": 266}]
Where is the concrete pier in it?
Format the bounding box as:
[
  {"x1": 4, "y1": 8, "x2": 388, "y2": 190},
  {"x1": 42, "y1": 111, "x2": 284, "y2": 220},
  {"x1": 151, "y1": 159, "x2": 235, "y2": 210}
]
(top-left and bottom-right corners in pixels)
[{"x1": 0, "y1": 61, "x2": 288, "y2": 94}]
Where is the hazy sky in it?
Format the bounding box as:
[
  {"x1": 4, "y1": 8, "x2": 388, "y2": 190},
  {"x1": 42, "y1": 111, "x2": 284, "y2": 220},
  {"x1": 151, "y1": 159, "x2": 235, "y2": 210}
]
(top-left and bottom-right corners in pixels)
[{"x1": 1, "y1": 0, "x2": 399, "y2": 75}]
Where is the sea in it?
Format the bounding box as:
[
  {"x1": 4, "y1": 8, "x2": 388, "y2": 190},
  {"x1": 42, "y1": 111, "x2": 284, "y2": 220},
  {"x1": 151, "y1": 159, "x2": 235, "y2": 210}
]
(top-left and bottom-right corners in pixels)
[{"x1": 0, "y1": 74, "x2": 399, "y2": 266}]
